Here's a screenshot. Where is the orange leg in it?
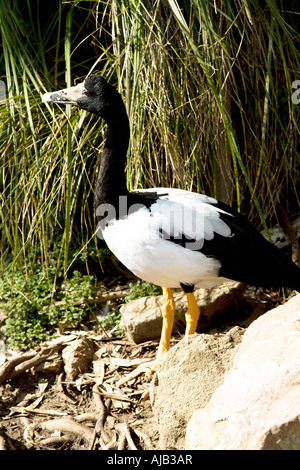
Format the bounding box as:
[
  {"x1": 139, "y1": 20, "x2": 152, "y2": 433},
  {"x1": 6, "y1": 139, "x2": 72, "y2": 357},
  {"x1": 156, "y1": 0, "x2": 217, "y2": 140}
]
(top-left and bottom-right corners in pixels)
[
  {"x1": 116, "y1": 287, "x2": 175, "y2": 397},
  {"x1": 156, "y1": 287, "x2": 175, "y2": 360},
  {"x1": 185, "y1": 292, "x2": 200, "y2": 335}
]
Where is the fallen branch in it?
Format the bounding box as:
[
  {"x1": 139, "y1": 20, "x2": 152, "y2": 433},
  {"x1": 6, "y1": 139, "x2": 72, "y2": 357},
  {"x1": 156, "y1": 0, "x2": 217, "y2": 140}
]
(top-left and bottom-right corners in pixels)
[
  {"x1": 39, "y1": 418, "x2": 94, "y2": 443},
  {"x1": 116, "y1": 422, "x2": 138, "y2": 450},
  {"x1": 53, "y1": 287, "x2": 128, "y2": 309},
  {"x1": 11, "y1": 406, "x2": 68, "y2": 417},
  {"x1": 0, "y1": 352, "x2": 36, "y2": 386},
  {"x1": 89, "y1": 384, "x2": 112, "y2": 449},
  {"x1": 38, "y1": 436, "x2": 72, "y2": 449},
  {"x1": 75, "y1": 412, "x2": 98, "y2": 423},
  {"x1": 0, "y1": 344, "x2": 63, "y2": 385}
]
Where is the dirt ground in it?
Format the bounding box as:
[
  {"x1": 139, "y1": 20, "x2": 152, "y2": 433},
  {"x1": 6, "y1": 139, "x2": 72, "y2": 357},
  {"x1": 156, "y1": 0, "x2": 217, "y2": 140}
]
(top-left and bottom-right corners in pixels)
[
  {"x1": 0, "y1": 284, "x2": 283, "y2": 451},
  {"x1": 0, "y1": 325, "x2": 165, "y2": 450}
]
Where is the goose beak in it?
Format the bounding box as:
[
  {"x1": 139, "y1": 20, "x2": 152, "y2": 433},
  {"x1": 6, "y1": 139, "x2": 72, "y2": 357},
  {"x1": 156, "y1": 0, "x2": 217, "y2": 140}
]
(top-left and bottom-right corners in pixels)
[{"x1": 42, "y1": 81, "x2": 85, "y2": 106}]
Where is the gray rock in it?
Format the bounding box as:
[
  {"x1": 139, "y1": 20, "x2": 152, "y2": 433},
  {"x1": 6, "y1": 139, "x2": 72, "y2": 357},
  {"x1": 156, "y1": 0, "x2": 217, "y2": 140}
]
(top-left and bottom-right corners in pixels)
[
  {"x1": 120, "y1": 282, "x2": 246, "y2": 343},
  {"x1": 151, "y1": 326, "x2": 244, "y2": 449},
  {"x1": 186, "y1": 294, "x2": 300, "y2": 450}
]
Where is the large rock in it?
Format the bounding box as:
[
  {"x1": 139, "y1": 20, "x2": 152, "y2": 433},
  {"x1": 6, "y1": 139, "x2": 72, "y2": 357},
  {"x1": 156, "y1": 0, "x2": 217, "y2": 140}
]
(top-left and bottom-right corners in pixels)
[
  {"x1": 186, "y1": 294, "x2": 300, "y2": 450},
  {"x1": 151, "y1": 326, "x2": 244, "y2": 449},
  {"x1": 120, "y1": 282, "x2": 246, "y2": 343}
]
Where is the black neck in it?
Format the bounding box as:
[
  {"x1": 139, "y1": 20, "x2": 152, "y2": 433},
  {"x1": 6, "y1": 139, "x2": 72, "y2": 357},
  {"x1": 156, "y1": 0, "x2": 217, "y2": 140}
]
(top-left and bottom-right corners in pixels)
[{"x1": 94, "y1": 117, "x2": 130, "y2": 211}]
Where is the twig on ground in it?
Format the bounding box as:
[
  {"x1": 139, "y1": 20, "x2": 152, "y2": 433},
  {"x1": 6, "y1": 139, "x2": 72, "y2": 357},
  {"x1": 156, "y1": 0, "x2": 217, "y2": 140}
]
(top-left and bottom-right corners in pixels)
[
  {"x1": 23, "y1": 417, "x2": 94, "y2": 447},
  {"x1": 75, "y1": 412, "x2": 98, "y2": 423},
  {"x1": 38, "y1": 436, "x2": 72, "y2": 449},
  {"x1": 0, "y1": 344, "x2": 63, "y2": 385},
  {"x1": 0, "y1": 352, "x2": 36, "y2": 386},
  {"x1": 116, "y1": 422, "x2": 138, "y2": 450},
  {"x1": 39, "y1": 418, "x2": 94, "y2": 443},
  {"x1": 89, "y1": 384, "x2": 112, "y2": 449}
]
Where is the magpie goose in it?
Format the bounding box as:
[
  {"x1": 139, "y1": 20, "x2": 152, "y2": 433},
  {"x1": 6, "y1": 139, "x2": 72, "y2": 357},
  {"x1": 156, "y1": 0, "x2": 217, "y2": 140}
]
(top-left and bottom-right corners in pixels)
[{"x1": 43, "y1": 74, "x2": 300, "y2": 396}]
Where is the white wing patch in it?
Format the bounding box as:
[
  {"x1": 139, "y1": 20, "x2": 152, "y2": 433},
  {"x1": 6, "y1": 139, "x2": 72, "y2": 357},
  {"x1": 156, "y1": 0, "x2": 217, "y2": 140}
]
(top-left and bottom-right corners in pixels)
[
  {"x1": 99, "y1": 188, "x2": 234, "y2": 289},
  {"x1": 135, "y1": 187, "x2": 232, "y2": 249}
]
